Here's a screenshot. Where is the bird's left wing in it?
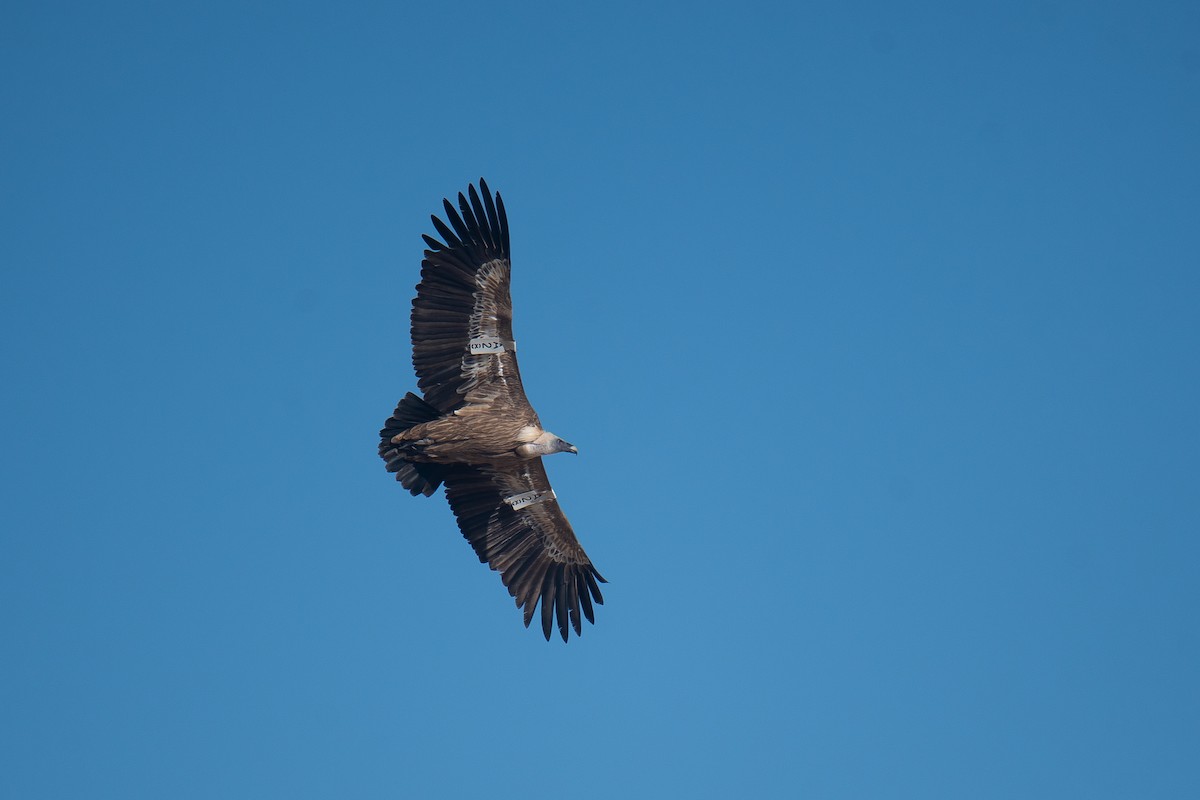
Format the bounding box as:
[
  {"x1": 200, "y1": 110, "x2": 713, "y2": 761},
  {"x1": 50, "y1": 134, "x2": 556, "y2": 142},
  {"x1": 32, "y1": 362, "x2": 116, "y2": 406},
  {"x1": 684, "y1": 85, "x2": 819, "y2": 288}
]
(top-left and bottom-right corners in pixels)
[{"x1": 441, "y1": 459, "x2": 605, "y2": 642}]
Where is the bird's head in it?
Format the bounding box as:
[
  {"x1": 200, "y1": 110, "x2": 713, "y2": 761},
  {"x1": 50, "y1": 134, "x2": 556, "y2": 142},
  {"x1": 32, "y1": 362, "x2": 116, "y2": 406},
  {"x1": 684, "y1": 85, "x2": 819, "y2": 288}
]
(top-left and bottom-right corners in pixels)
[
  {"x1": 517, "y1": 430, "x2": 578, "y2": 458},
  {"x1": 546, "y1": 433, "x2": 578, "y2": 455}
]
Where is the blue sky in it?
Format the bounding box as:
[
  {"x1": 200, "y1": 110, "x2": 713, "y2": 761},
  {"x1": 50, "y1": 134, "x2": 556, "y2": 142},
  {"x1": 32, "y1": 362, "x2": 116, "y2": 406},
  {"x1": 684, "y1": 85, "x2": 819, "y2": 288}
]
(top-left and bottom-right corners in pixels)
[{"x1": 3, "y1": 1, "x2": 1198, "y2": 797}]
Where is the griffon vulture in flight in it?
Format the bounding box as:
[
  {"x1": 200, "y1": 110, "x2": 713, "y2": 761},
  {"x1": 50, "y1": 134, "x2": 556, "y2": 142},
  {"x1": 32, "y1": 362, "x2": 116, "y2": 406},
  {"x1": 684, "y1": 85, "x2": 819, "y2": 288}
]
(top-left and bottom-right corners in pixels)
[{"x1": 379, "y1": 179, "x2": 604, "y2": 642}]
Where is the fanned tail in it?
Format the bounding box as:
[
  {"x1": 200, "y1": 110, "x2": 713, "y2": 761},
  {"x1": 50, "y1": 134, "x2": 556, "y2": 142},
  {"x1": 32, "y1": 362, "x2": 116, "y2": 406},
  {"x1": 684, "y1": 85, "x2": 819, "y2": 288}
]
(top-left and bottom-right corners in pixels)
[{"x1": 379, "y1": 392, "x2": 449, "y2": 496}]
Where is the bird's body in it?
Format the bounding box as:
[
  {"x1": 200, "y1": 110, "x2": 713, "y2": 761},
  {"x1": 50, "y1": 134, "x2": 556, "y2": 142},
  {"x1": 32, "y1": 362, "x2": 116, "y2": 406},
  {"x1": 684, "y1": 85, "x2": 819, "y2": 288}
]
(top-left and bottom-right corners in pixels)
[
  {"x1": 390, "y1": 409, "x2": 571, "y2": 464},
  {"x1": 379, "y1": 179, "x2": 604, "y2": 642}
]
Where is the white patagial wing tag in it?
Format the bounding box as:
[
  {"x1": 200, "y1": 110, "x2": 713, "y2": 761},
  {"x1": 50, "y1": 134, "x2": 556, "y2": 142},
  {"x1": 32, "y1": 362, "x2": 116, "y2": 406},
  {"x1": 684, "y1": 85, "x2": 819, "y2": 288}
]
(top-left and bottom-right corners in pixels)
[
  {"x1": 504, "y1": 489, "x2": 555, "y2": 511},
  {"x1": 468, "y1": 336, "x2": 516, "y2": 354}
]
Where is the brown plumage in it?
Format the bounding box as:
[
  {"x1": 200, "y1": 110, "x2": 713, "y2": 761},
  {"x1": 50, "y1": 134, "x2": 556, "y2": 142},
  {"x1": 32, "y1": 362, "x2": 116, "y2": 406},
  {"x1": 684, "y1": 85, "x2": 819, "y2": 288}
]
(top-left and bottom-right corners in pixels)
[{"x1": 379, "y1": 179, "x2": 604, "y2": 642}]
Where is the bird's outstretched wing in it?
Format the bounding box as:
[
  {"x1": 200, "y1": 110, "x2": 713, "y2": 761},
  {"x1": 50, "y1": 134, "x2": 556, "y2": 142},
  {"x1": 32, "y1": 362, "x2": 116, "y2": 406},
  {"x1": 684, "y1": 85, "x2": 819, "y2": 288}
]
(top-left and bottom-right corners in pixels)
[
  {"x1": 411, "y1": 179, "x2": 531, "y2": 414},
  {"x1": 442, "y1": 458, "x2": 605, "y2": 642}
]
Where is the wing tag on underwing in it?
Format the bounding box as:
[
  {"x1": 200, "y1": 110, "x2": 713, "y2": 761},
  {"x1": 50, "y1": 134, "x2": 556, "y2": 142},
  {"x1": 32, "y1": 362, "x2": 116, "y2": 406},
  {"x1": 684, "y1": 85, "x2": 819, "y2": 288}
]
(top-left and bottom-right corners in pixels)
[
  {"x1": 504, "y1": 489, "x2": 555, "y2": 510},
  {"x1": 468, "y1": 336, "x2": 516, "y2": 354}
]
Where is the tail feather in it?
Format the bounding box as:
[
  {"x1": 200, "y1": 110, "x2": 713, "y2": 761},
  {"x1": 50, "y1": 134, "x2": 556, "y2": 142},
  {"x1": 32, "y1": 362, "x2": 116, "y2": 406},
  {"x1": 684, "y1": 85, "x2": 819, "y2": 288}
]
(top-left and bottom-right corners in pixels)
[{"x1": 379, "y1": 392, "x2": 448, "y2": 496}]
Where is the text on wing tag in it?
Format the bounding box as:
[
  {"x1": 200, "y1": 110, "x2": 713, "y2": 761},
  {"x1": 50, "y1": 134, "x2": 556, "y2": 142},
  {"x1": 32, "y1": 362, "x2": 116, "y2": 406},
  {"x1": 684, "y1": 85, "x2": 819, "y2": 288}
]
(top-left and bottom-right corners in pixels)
[
  {"x1": 504, "y1": 489, "x2": 556, "y2": 511},
  {"x1": 468, "y1": 336, "x2": 516, "y2": 354}
]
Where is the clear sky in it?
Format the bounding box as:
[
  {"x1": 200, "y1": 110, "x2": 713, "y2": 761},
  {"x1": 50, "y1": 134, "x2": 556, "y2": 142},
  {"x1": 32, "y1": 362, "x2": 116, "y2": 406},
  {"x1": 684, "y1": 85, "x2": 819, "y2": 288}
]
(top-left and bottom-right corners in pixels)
[{"x1": 3, "y1": 1, "x2": 1198, "y2": 797}]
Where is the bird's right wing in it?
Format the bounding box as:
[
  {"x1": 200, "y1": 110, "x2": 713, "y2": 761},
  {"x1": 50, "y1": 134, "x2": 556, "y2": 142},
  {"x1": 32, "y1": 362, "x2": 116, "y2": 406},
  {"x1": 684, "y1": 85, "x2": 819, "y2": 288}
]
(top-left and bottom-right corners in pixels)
[{"x1": 410, "y1": 179, "x2": 533, "y2": 415}]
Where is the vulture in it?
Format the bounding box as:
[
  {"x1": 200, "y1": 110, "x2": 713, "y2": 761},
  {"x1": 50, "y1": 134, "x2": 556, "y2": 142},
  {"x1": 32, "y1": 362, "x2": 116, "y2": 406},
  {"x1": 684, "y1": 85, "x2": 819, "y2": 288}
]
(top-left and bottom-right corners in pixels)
[{"x1": 379, "y1": 179, "x2": 605, "y2": 642}]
